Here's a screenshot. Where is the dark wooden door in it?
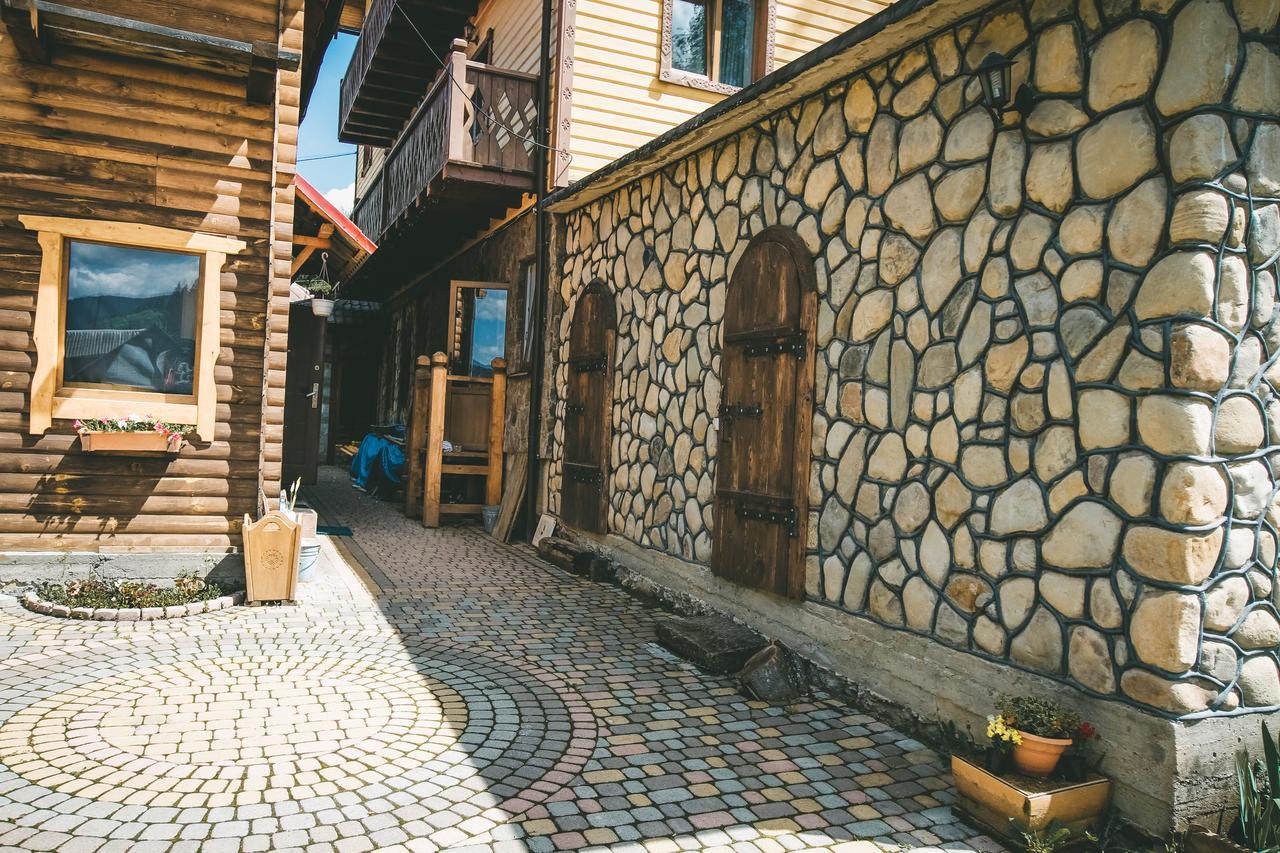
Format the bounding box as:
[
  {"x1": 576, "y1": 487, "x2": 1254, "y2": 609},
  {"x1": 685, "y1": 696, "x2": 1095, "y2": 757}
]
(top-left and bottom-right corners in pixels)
[
  {"x1": 282, "y1": 302, "x2": 327, "y2": 487},
  {"x1": 712, "y1": 228, "x2": 816, "y2": 598},
  {"x1": 561, "y1": 281, "x2": 615, "y2": 533}
]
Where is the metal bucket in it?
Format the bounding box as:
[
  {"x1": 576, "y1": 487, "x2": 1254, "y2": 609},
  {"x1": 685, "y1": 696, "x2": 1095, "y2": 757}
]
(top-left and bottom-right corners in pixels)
[
  {"x1": 482, "y1": 505, "x2": 500, "y2": 533},
  {"x1": 298, "y1": 540, "x2": 322, "y2": 583}
]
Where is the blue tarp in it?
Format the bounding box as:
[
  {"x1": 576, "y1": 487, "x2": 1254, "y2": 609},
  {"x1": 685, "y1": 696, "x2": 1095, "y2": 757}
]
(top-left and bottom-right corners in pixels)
[{"x1": 350, "y1": 429, "x2": 405, "y2": 499}]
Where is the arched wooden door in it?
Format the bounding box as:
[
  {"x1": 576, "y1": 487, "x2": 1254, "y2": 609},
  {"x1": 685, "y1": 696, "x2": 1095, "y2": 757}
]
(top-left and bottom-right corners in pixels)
[
  {"x1": 712, "y1": 227, "x2": 816, "y2": 598},
  {"x1": 561, "y1": 281, "x2": 616, "y2": 533}
]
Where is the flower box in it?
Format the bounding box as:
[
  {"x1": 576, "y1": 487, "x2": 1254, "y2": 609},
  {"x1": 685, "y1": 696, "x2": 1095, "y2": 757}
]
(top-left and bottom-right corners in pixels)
[
  {"x1": 79, "y1": 430, "x2": 182, "y2": 454},
  {"x1": 75, "y1": 415, "x2": 190, "y2": 455},
  {"x1": 951, "y1": 754, "x2": 1111, "y2": 841}
]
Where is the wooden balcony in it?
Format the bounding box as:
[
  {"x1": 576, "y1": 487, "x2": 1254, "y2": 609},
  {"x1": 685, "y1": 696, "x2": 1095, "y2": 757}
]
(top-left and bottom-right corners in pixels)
[
  {"x1": 338, "y1": 0, "x2": 479, "y2": 146},
  {"x1": 350, "y1": 42, "x2": 539, "y2": 245}
]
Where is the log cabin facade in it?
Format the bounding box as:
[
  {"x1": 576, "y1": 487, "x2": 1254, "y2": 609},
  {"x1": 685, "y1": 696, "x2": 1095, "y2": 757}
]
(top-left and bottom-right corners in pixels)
[{"x1": 0, "y1": 0, "x2": 343, "y2": 574}]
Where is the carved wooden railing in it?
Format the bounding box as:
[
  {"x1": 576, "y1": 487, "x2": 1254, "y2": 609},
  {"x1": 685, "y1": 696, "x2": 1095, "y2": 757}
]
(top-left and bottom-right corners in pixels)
[
  {"x1": 348, "y1": 40, "x2": 540, "y2": 242},
  {"x1": 351, "y1": 172, "x2": 386, "y2": 247},
  {"x1": 338, "y1": 0, "x2": 396, "y2": 138}
]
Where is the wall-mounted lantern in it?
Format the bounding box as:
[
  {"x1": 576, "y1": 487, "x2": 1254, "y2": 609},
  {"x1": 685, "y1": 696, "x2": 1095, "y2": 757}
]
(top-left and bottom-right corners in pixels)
[{"x1": 976, "y1": 52, "x2": 1014, "y2": 110}]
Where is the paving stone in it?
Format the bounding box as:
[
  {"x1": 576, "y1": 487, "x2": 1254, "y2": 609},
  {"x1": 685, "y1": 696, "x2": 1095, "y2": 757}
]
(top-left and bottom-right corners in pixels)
[{"x1": 0, "y1": 468, "x2": 997, "y2": 852}]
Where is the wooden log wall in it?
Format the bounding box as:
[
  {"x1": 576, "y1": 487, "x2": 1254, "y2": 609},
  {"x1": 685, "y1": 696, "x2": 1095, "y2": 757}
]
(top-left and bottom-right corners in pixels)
[{"x1": 0, "y1": 0, "x2": 302, "y2": 552}]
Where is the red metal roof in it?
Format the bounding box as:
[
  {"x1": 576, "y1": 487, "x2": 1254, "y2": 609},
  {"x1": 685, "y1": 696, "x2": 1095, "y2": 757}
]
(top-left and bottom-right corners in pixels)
[{"x1": 294, "y1": 173, "x2": 377, "y2": 255}]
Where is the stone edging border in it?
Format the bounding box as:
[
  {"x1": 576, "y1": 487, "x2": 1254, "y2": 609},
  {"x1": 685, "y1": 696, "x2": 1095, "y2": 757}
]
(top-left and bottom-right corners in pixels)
[{"x1": 19, "y1": 590, "x2": 246, "y2": 621}]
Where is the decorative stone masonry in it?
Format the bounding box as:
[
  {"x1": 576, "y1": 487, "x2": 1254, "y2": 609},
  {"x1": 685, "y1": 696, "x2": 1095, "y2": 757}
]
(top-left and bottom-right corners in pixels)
[
  {"x1": 549, "y1": 0, "x2": 1280, "y2": 721},
  {"x1": 20, "y1": 590, "x2": 246, "y2": 620}
]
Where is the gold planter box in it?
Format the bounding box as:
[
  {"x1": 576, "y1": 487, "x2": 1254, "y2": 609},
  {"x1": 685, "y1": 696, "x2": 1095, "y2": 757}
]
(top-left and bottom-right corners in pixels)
[
  {"x1": 242, "y1": 511, "x2": 301, "y2": 603},
  {"x1": 951, "y1": 755, "x2": 1112, "y2": 840},
  {"x1": 79, "y1": 430, "x2": 181, "y2": 454}
]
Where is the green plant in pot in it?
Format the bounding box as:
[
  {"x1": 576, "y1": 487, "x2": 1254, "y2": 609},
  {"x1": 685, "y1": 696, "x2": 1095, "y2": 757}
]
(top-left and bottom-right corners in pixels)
[
  {"x1": 295, "y1": 270, "x2": 337, "y2": 317},
  {"x1": 1062, "y1": 720, "x2": 1100, "y2": 782},
  {"x1": 985, "y1": 711, "x2": 1021, "y2": 776},
  {"x1": 995, "y1": 694, "x2": 1082, "y2": 777}
]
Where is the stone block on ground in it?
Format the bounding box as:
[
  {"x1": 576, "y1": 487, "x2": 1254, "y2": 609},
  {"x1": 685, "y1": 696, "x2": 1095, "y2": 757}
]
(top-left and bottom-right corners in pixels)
[
  {"x1": 536, "y1": 536, "x2": 586, "y2": 572},
  {"x1": 738, "y1": 642, "x2": 809, "y2": 704},
  {"x1": 654, "y1": 614, "x2": 768, "y2": 674}
]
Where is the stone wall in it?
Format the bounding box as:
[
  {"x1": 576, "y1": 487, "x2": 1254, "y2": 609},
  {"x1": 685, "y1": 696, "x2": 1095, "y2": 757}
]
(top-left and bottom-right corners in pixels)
[{"x1": 549, "y1": 0, "x2": 1280, "y2": 731}]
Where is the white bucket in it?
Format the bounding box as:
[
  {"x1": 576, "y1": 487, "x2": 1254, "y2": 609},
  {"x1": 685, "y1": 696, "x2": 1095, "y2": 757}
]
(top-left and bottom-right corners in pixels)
[{"x1": 298, "y1": 540, "x2": 322, "y2": 582}]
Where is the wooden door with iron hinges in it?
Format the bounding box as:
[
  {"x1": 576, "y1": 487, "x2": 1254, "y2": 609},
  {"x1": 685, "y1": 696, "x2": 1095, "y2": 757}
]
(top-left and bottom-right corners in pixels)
[
  {"x1": 561, "y1": 281, "x2": 616, "y2": 533},
  {"x1": 712, "y1": 228, "x2": 816, "y2": 598}
]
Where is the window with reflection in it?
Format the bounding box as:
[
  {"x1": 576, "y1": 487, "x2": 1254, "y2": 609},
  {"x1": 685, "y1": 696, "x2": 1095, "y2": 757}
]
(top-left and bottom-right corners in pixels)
[
  {"x1": 718, "y1": 0, "x2": 757, "y2": 88},
  {"x1": 665, "y1": 0, "x2": 769, "y2": 90},
  {"x1": 671, "y1": 0, "x2": 708, "y2": 76},
  {"x1": 449, "y1": 283, "x2": 508, "y2": 377},
  {"x1": 63, "y1": 241, "x2": 201, "y2": 395}
]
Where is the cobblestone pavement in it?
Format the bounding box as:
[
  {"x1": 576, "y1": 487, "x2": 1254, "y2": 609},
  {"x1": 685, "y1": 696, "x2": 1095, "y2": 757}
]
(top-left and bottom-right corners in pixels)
[{"x1": 0, "y1": 467, "x2": 1001, "y2": 852}]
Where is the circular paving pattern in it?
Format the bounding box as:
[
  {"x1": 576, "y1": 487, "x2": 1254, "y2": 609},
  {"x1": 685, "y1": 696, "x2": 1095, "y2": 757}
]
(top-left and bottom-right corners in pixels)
[
  {"x1": 0, "y1": 657, "x2": 466, "y2": 796},
  {"x1": 0, "y1": 642, "x2": 597, "y2": 842}
]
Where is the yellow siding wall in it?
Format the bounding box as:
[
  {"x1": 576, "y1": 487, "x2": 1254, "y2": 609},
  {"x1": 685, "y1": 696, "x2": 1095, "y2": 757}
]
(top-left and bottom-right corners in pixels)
[
  {"x1": 474, "y1": 0, "x2": 545, "y2": 74},
  {"x1": 566, "y1": 0, "x2": 888, "y2": 183}
]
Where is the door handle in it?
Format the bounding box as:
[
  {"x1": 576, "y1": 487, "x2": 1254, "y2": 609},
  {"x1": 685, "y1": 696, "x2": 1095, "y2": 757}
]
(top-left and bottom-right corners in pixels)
[{"x1": 308, "y1": 382, "x2": 319, "y2": 409}]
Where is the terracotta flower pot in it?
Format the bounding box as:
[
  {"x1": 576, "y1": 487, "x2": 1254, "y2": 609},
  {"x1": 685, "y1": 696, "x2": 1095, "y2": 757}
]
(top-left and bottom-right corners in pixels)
[{"x1": 1012, "y1": 730, "x2": 1073, "y2": 777}]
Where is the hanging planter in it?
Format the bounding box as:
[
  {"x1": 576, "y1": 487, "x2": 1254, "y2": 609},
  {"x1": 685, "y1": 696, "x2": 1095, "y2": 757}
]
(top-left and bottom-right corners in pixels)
[
  {"x1": 295, "y1": 252, "x2": 338, "y2": 318},
  {"x1": 76, "y1": 416, "x2": 190, "y2": 454}
]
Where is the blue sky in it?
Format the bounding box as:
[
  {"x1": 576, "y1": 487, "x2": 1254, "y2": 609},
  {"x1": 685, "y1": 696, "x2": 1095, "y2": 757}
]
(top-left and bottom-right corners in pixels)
[{"x1": 298, "y1": 33, "x2": 359, "y2": 214}]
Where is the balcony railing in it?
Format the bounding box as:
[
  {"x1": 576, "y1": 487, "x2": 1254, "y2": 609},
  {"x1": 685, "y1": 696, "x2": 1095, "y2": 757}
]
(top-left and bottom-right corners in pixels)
[
  {"x1": 351, "y1": 43, "x2": 539, "y2": 242},
  {"x1": 338, "y1": 0, "x2": 478, "y2": 146}
]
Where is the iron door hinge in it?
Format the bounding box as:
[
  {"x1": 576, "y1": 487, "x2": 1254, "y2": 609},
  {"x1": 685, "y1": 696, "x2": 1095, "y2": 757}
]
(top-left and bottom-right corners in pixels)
[
  {"x1": 564, "y1": 462, "x2": 603, "y2": 487},
  {"x1": 719, "y1": 489, "x2": 799, "y2": 537},
  {"x1": 743, "y1": 333, "x2": 807, "y2": 359},
  {"x1": 718, "y1": 404, "x2": 762, "y2": 422},
  {"x1": 570, "y1": 355, "x2": 608, "y2": 373}
]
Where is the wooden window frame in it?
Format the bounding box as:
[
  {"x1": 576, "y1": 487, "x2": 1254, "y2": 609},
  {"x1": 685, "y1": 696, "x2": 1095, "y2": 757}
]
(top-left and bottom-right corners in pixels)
[
  {"x1": 447, "y1": 279, "x2": 510, "y2": 377},
  {"x1": 515, "y1": 257, "x2": 537, "y2": 374},
  {"x1": 19, "y1": 216, "x2": 246, "y2": 441},
  {"x1": 659, "y1": 0, "x2": 777, "y2": 95}
]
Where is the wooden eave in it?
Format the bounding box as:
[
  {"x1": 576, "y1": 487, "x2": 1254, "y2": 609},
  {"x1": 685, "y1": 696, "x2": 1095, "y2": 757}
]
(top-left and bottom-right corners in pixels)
[
  {"x1": 301, "y1": 0, "x2": 346, "y2": 115},
  {"x1": 0, "y1": 0, "x2": 301, "y2": 103}
]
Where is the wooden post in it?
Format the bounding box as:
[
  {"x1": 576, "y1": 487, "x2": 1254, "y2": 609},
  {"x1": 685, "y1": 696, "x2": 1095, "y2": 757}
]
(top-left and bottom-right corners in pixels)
[
  {"x1": 486, "y1": 357, "x2": 507, "y2": 506},
  {"x1": 422, "y1": 352, "x2": 449, "y2": 528},
  {"x1": 446, "y1": 38, "x2": 470, "y2": 162},
  {"x1": 404, "y1": 355, "x2": 430, "y2": 516}
]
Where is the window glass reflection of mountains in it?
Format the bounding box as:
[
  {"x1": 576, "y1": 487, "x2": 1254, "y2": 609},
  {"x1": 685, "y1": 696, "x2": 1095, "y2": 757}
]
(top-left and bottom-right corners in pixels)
[{"x1": 64, "y1": 242, "x2": 200, "y2": 395}]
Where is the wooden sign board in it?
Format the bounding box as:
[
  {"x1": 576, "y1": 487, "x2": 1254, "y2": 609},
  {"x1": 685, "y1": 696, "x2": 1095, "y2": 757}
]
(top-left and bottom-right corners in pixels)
[{"x1": 532, "y1": 513, "x2": 557, "y2": 547}]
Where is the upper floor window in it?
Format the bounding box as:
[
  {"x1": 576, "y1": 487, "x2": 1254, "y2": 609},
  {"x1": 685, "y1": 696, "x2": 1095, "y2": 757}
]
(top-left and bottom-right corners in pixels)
[{"x1": 662, "y1": 0, "x2": 775, "y2": 93}]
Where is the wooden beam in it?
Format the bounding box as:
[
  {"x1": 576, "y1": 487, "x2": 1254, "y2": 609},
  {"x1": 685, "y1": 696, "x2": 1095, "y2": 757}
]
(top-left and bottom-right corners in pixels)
[
  {"x1": 422, "y1": 353, "x2": 448, "y2": 528},
  {"x1": 291, "y1": 244, "x2": 317, "y2": 275},
  {"x1": 292, "y1": 234, "x2": 332, "y2": 248},
  {"x1": 0, "y1": 0, "x2": 47, "y2": 62},
  {"x1": 3, "y1": 1, "x2": 301, "y2": 76},
  {"x1": 247, "y1": 39, "x2": 277, "y2": 104}
]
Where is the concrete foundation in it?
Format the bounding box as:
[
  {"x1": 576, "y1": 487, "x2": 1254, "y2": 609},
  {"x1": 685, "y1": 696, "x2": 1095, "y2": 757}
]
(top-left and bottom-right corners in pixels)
[
  {"x1": 586, "y1": 530, "x2": 1268, "y2": 837},
  {"x1": 0, "y1": 551, "x2": 245, "y2": 590}
]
